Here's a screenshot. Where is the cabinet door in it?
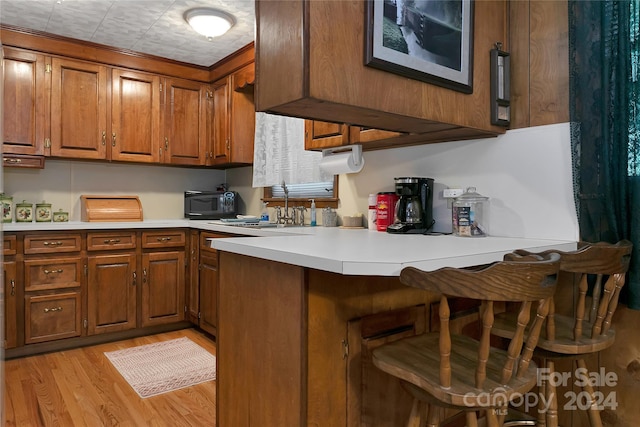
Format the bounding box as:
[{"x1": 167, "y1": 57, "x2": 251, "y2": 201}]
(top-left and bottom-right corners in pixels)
[
  {"x1": 212, "y1": 77, "x2": 230, "y2": 164},
  {"x1": 141, "y1": 251, "x2": 185, "y2": 327},
  {"x1": 228, "y1": 63, "x2": 255, "y2": 165},
  {"x1": 163, "y1": 78, "x2": 207, "y2": 165},
  {"x1": 50, "y1": 58, "x2": 108, "y2": 159},
  {"x1": 2, "y1": 47, "x2": 48, "y2": 155},
  {"x1": 187, "y1": 230, "x2": 200, "y2": 324},
  {"x1": 3, "y1": 261, "x2": 18, "y2": 349},
  {"x1": 304, "y1": 120, "x2": 350, "y2": 150},
  {"x1": 111, "y1": 69, "x2": 161, "y2": 163},
  {"x1": 199, "y1": 252, "x2": 218, "y2": 336},
  {"x1": 87, "y1": 253, "x2": 137, "y2": 335},
  {"x1": 347, "y1": 305, "x2": 426, "y2": 427}
]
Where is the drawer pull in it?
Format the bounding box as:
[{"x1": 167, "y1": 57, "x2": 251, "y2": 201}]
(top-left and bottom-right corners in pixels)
[
  {"x1": 10, "y1": 279, "x2": 15, "y2": 296},
  {"x1": 3, "y1": 158, "x2": 22, "y2": 163},
  {"x1": 43, "y1": 241, "x2": 63, "y2": 246},
  {"x1": 156, "y1": 237, "x2": 172, "y2": 242},
  {"x1": 143, "y1": 268, "x2": 147, "y2": 284},
  {"x1": 43, "y1": 306, "x2": 63, "y2": 313},
  {"x1": 103, "y1": 238, "x2": 121, "y2": 244},
  {"x1": 43, "y1": 268, "x2": 64, "y2": 274}
]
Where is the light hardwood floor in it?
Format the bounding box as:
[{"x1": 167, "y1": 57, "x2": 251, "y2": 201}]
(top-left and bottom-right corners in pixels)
[{"x1": 3, "y1": 328, "x2": 217, "y2": 426}]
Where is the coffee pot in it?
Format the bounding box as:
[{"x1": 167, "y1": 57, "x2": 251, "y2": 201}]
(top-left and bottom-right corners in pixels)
[{"x1": 386, "y1": 177, "x2": 434, "y2": 234}]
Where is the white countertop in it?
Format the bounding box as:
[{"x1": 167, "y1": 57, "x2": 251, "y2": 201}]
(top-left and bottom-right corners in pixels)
[
  {"x1": 206, "y1": 226, "x2": 577, "y2": 276},
  {"x1": 2, "y1": 219, "x2": 577, "y2": 277}
]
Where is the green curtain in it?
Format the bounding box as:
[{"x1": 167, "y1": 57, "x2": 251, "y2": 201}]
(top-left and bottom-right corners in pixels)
[{"x1": 569, "y1": 0, "x2": 640, "y2": 309}]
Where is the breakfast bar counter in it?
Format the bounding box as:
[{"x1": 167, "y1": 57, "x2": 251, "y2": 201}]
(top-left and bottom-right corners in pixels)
[{"x1": 209, "y1": 229, "x2": 575, "y2": 427}]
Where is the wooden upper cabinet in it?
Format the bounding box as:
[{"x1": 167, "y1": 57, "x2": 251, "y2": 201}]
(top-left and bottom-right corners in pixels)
[
  {"x1": 50, "y1": 57, "x2": 108, "y2": 159},
  {"x1": 111, "y1": 69, "x2": 161, "y2": 163},
  {"x1": 304, "y1": 120, "x2": 408, "y2": 151},
  {"x1": 211, "y1": 77, "x2": 230, "y2": 164},
  {"x1": 256, "y1": 0, "x2": 507, "y2": 140},
  {"x1": 304, "y1": 120, "x2": 349, "y2": 150},
  {"x1": 2, "y1": 47, "x2": 48, "y2": 156},
  {"x1": 163, "y1": 78, "x2": 208, "y2": 166},
  {"x1": 211, "y1": 62, "x2": 255, "y2": 166}
]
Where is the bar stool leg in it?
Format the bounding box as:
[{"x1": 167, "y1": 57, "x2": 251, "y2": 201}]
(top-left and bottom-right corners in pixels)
[
  {"x1": 426, "y1": 403, "x2": 439, "y2": 427},
  {"x1": 546, "y1": 360, "x2": 558, "y2": 427},
  {"x1": 406, "y1": 398, "x2": 423, "y2": 427},
  {"x1": 465, "y1": 411, "x2": 479, "y2": 427},
  {"x1": 576, "y1": 359, "x2": 603, "y2": 427},
  {"x1": 537, "y1": 358, "x2": 547, "y2": 427}
]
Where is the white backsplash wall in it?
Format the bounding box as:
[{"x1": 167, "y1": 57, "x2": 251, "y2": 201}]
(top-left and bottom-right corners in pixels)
[
  {"x1": 2, "y1": 160, "x2": 226, "y2": 221},
  {"x1": 228, "y1": 123, "x2": 579, "y2": 241}
]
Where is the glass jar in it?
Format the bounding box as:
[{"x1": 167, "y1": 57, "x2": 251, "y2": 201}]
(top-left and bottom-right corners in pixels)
[
  {"x1": 0, "y1": 193, "x2": 13, "y2": 223},
  {"x1": 452, "y1": 187, "x2": 489, "y2": 237}
]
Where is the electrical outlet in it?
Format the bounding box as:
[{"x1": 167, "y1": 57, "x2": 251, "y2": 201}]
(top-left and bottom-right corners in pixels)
[{"x1": 443, "y1": 188, "x2": 463, "y2": 198}]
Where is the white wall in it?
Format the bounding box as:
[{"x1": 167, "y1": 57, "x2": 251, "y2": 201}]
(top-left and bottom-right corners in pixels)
[
  {"x1": 2, "y1": 160, "x2": 225, "y2": 221},
  {"x1": 229, "y1": 123, "x2": 579, "y2": 241}
]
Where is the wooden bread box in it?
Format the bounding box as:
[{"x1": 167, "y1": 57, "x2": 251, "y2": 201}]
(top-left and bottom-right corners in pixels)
[{"x1": 80, "y1": 195, "x2": 143, "y2": 222}]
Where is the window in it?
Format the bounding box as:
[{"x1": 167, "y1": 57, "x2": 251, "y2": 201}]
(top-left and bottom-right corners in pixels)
[{"x1": 262, "y1": 177, "x2": 339, "y2": 208}]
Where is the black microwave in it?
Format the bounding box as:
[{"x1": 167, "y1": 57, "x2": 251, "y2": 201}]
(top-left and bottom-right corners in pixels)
[{"x1": 184, "y1": 191, "x2": 239, "y2": 219}]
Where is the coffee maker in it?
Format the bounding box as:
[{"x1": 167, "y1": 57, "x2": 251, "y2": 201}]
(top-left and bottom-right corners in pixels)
[{"x1": 386, "y1": 177, "x2": 434, "y2": 234}]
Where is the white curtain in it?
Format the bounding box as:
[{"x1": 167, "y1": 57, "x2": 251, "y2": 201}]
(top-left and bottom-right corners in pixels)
[{"x1": 252, "y1": 112, "x2": 331, "y2": 187}]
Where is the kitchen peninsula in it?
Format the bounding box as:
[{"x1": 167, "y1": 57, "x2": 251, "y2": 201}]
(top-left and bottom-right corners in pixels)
[{"x1": 207, "y1": 227, "x2": 576, "y2": 426}]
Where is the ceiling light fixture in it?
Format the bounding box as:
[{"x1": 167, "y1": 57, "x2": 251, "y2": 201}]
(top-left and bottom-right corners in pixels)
[{"x1": 184, "y1": 8, "x2": 235, "y2": 40}]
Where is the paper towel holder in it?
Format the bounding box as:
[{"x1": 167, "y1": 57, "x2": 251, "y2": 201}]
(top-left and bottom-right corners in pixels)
[{"x1": 321, "y1": 144, "x2": 363, "y2": 173}]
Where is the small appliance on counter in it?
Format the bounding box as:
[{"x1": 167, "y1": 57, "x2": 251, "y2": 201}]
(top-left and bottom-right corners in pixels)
[
  {"x1": 386, "y1": 177, "x2": 434, "y2": 234},
  {"x1": 184, "y1": 190, "x2": 239, "y2": 220}
]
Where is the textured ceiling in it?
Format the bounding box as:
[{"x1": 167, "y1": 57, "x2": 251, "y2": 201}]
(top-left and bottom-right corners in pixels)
[{"x1": 0, "y1": 0, "x2": 256, "y2": 67}]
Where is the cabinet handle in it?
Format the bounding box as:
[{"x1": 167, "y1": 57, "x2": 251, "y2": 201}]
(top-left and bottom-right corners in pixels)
[
  {"x1": 132, "y1": 271, "x2": 137, "y2": 286},
  {"x1": 43, "y1": 241, "x2": 63, "y2": 246},
  {"x1": 112, "y1": 132, "x2": 116, "y2": 147},
  {"x1": 165, "y1": 137, "x2": 169, "y2": 150},
  {"x1": 3, "y1": 158, "x2": 22, "y2": 163},
  {"x1": 43, "y1": 306, "x2": 63, "y2": 313},
  {"x1": 103, "y1": 239, "x2": 121, "y2": 244},
  {"x1": 102, "y1": 131, "x2": 106, "y2": 146},
  {"x1": 10, "y1": 279, "x2": 15, "y2": 296},
  {"x1": 156, "y1": 237, "x2": 172, "y2": 242},
  {"x1": 226, "y1": 138, "x2": 230, "y2": 150},
  {"x1": 143, "y1": 268, "x2": 147, "y2": 284},
  {"x1": 43, "y1": 268, "x2": 64, "y2": 274}
]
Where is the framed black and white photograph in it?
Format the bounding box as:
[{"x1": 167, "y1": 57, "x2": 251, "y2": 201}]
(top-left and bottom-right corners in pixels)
[{"x1": 365, "y1": 0, "x2": 474, "y2": 93}]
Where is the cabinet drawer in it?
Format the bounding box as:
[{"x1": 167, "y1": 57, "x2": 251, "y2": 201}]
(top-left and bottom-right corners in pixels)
[
  {"x1": 3, "y1": 234, "x2": 17, "y2": 256},
  {"x1": 24, "y1": 234, "x2": 82, "y2": 254},
  {"x1": 24, "y1": 257, "x2": 83, "y2": 291},
  {"x1": 141, "y1": 230, "x2": 186, "y2": 249},
  {"x1": 87, "y1": 231, "x2": 137, "y2": 251},
  {"x1": 25, "y1": 291, "x2": 82, "y2": 344}
]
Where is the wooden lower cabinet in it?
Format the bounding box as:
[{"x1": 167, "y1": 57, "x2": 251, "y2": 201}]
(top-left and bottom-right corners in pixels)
[
  {"x1": 187, "y1": 231, "x2": 236, "y2": 336},
  {"x1": 140, "y1": 250, "x2": 185, "y2": 327},
  {"x1": 3, "y1": 260, "x2": 18, "y2": 349},
  {"x1": 198, "y1": 252, "x2": 218, "y2": 336},
  {"x1": 87, "y1": 253, "x2": 137, "y2": 335},
  {"x1": 347, "y1": 305, "x2": 427, "y2": 427},
  {"x1": 218, "y1": 252, "x2": 440, "y2": 427},
  {"x1": 4, "y1": 228, "x2": 190, "y2": 357}
]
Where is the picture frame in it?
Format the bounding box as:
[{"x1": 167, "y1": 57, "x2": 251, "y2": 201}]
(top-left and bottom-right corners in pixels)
[{"x1": 365, "y1": 0, "x2": 474, "y2": 94}]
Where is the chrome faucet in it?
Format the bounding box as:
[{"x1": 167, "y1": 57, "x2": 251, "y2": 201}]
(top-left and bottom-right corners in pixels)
[{"x1": 276, "y1": 181, "x2": 295, "y2": 225}]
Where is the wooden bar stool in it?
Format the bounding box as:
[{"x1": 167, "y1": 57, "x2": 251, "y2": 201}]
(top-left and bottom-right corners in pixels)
[
  {"x1": 372, "y1": 252, "x2": 561, "y2": 427},
  {"x1": 493, "y1": 240, "x2": 633, "y2": 427}
]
